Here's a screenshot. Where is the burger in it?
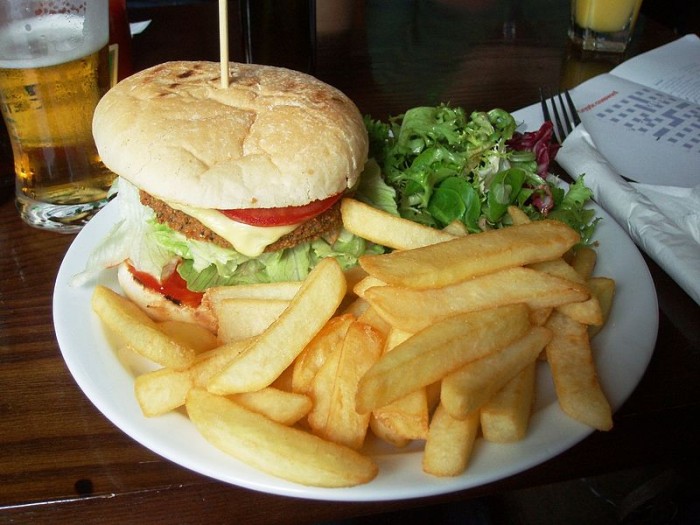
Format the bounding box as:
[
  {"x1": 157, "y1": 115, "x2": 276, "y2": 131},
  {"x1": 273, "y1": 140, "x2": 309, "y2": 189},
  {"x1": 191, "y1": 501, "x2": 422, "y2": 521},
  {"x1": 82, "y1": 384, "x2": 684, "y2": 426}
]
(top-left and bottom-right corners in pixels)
[
  {"x1": 77, "y1": 61, "x2": 384, "y2": 330},
  {"x1": 76, "y1": 61, "x2": 585, "y2": 332}
]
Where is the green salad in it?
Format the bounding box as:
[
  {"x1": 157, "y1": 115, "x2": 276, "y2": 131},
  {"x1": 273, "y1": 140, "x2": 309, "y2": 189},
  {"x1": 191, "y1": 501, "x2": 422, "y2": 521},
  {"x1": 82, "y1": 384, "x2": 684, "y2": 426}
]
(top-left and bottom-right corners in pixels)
[{"x1": 357, "y1": 104, "x2": 598, "y2": 244}]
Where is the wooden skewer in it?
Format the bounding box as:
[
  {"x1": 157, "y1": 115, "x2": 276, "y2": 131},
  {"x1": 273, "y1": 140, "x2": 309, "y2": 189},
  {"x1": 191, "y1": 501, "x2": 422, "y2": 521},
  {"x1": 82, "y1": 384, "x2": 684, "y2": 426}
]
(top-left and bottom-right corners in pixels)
[{"x1": 219, "y1": 0, "x2": 229, "y2": 88}]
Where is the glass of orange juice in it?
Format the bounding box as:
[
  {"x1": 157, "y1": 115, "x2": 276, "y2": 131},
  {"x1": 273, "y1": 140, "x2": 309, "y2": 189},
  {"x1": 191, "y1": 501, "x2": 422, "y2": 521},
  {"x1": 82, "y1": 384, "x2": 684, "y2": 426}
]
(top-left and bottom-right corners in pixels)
[{"x1": 569, "y1": 0, "x2": 643, "y2": 53}]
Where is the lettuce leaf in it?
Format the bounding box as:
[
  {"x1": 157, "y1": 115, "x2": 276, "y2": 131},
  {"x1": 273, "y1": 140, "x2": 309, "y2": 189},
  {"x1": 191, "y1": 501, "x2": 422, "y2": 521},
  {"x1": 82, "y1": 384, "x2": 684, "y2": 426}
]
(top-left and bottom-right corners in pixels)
[
  {"x1": 547, "y1": 175, "x2": 599, "y2": 245},
  {"x1": 354, "y1": 158, "x2": 399, "y2": 216},
  {"x1": 171, "y1": 225, "x2": 383, "y2": 291},
  {"x1": 70, "y1": 178, "x2": 174, "y2": 286}
]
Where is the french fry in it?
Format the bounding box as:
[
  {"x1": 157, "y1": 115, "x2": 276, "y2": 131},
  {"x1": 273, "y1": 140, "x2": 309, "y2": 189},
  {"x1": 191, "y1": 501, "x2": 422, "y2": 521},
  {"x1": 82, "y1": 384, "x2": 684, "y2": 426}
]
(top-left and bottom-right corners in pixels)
[
  {"x1": 353, "y1": 275, "x2": 387, "y2": 298},
  {"x1": 528, "y1": 244, "x2": 603, "y2": 325},
  {"x1": 344, "y1": 264, "x2": 369, "y2": 293},
  {"x1": 528, "y1": 258, "x2": 586, "y2": 285},
  {"x1": 230, "y1": 387, "x2": 312, "y2": 426},
  {"x1": 306, "y1": 339, "x2": 342, "y2": 435},
  {"x1": 570, "y1": 246, "x2": 598, "y2": 280},
  {"x1": 545, "y1": 311, "x2": 613, "y2": 431},
  {"x1": 357, "y1": 305, "x2": 392, "y2": 336},
  {"x1": 205, "y1": 281, "x2": 302, "y2": 302},
  {"x1": 557, "y1": 295, "x2": 604, "y2": 326},
  {"x1": 341, "y1": 296, "x2": 370, "y2": 317},
  {"x1": 506, "y1": 207, "x2": 560, "y2": 335},
  {"x1": 134, "y1": 337, "x2": 255, "y2": 417},
  {"x1": 190, "y1": 338, "x2": 254, "y2": 388},
  {"x1": 480, "y1": 360, "x2": 537, "y2": 442},
  {"x1": 441, "y1": 327, "x2": 551, "y2": 419},
  {"x1": 423, "y1": 404, "x2": 480, "y2": 477},
  {"x1": 310, "y1": 321, "x2": 384, "y2": 449},
  {"x1": 214, "y1": 298, "x2": 289, "y2": 343},
  {"x1": 383, "y1": 326, "x2": 414, "y2": 352},
  {"x1": 529, "y1": 307, "x2": 553, "y2": 327},
  {"x1": 341, "y1": 198, "x2": 456, "y2": 249},
  {"x1": 364, "y1": 267, "x2": 588, "y2": 333},
  {"x1": 208, "y1": 258, "x2": 347, "y2": 394},
  {"x1": 338, "y1": 265, "x2": 369, "y2": 314},
  {"x1": 358, "y1": 219, "x2": 580, "y2": 289},
  {"x1": 587, "y1": 277, "x2": 616, "y2": 338},
  {"x1": 115, "y1": 345, "x2": 157, "y2": 375},
  {"x1": 156, "y1": 320, "x2": 218, "y2": 353},
  {"x1": 292, "y1": 314, "x2": 354, "y2": 396},
  {"x1": 442, "y1": 220, "x2": 469, "y2": 236},
  {"x1": 355, "y1": 304, "x2": 531, "y2": 414},
  {"x1": 92, "y1": 286, "x2": 196, "y2": 369},
  {"x1": 186, "y1": 389, "x2": 378, "y2": 487},
  {"x1": 507, "y1": 205, "x2": 531, "y2": 225},
  {"x1": 134, "y1": 367, "x2": 192, "y2": 417},
  {"x1": 369, "y1": 414, "x2": 411, "y2": 448},
  {"x1": 426, "y1": 381, "x2": 442, "y2": 414},
  {"x1": 372, "y1": 388, "x2": 430, "y2": 441},
  {"x1": 372, "y1": 328, "x2": 429, "y2": 440},
  {"x1": 270, "y1": 361, "x2": 295, "y2": 392}
]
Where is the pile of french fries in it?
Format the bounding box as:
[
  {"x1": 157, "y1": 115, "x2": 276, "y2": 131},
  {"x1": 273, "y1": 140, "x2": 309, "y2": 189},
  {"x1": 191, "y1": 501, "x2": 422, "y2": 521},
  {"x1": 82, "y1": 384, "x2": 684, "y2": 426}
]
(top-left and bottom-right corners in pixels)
[{"x1": 92, "y1": 198, "x2": 616, "y2": 488}]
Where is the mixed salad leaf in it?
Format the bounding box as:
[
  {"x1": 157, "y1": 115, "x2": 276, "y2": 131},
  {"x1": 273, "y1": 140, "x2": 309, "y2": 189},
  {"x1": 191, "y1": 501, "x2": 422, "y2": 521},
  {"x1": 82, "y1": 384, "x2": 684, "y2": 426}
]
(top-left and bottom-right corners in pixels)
[{"x1": 358, "y1": 104, "x2": 598, "y2": 244}]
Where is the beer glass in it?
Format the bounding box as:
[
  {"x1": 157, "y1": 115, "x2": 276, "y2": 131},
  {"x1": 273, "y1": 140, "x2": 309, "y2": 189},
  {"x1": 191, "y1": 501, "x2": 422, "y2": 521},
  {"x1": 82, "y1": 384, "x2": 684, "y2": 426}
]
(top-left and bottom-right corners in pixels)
[{"x1": 0, "y1": 1, "x2": 115, "y2": 232}]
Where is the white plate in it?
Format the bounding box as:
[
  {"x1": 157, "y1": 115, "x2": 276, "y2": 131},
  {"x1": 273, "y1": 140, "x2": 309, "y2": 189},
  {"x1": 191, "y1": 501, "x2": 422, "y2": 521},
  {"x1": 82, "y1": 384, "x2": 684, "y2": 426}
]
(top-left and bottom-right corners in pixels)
[
  {"x1": 53, "y1": 199, "x2": 658, "y2": 501},
  {"x1": 53, "y1": 112, "x2": 658, "y2": 502}
]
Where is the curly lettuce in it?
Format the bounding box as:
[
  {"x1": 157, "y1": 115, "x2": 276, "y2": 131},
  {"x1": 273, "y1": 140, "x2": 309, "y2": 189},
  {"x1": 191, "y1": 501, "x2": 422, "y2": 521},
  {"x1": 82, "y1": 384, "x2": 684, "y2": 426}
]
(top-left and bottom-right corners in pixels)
[{"x1": 364, "y1": 104, "x2": 598, "y2": 242}]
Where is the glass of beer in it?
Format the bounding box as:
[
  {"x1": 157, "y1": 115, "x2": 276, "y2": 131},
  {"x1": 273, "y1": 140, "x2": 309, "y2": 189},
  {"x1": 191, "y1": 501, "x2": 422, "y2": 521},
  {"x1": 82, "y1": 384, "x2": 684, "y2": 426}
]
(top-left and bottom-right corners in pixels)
[{"x1": 0, "y1": 1, "x2": 115, "y2": 232}]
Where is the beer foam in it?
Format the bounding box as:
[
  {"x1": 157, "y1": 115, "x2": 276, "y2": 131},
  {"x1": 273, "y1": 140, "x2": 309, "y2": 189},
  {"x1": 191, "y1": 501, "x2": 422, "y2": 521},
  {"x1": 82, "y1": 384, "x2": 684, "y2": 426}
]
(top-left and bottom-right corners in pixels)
[{"x1": 0, "y1": 14, "x2": 108, "y2": 69}]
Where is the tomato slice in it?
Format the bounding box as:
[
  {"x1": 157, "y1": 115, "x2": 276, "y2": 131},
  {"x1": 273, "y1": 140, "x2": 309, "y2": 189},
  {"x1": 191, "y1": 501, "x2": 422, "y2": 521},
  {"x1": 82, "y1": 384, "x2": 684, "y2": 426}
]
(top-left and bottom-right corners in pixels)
[
  {"x1": 128, "y1": 264, "x2": 203, "y2": 308},
  {"x1": 220, "y1": 192, "x2": 343, "y2": 227}
]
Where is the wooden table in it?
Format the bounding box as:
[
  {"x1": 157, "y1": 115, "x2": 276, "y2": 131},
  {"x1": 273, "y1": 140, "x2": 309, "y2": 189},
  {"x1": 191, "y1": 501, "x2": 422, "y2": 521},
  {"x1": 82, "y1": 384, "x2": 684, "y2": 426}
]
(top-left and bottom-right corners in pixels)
[{"x1": 1, "y1": 2, "x2": 698, "y2": 523}]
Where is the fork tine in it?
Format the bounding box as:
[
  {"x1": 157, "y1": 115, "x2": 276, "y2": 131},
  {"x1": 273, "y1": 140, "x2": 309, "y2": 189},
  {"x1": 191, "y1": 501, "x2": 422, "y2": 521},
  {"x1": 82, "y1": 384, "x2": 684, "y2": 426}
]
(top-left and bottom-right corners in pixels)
[
  {"x1": 541, "y1": 88, "x2": 563, "y2": 144},
  {"x1": 539, "y1": 87, "x2": 552, "y2": 124},
  {"x1": 556, "y1": 92, "x2": 574, "y2": 138},
  {"x1": 540, "y1": 88, "x2": 580, "y2": 144},
  {"x1": 564, "y1": 90, "x2": 581, "y2": 126},
  {"x1": 549, "y1": 92, "x2": 567, "y2": 144}
]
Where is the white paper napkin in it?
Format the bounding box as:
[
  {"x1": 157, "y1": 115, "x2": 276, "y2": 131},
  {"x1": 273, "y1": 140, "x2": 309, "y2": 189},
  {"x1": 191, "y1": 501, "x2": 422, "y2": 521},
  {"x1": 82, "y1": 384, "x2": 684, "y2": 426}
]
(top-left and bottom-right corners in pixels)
[{"x1": 557, "y1": 125, "x2": 700, "y2": 305}]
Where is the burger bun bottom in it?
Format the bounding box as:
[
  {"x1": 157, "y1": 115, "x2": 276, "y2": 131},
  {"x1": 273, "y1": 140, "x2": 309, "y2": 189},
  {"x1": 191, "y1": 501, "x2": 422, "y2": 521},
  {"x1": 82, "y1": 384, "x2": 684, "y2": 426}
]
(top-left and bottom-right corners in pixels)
[{"x1": 117, "y1": 262, "x2": 217, "y2": 334}]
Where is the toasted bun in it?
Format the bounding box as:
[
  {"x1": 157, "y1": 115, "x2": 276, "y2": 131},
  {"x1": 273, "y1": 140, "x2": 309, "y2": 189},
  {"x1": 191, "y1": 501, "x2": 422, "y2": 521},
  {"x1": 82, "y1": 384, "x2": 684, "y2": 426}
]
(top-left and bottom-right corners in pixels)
[
  {"x1": 93, "y1": 61, "x2": 368, "y2": 209},
  {"x1": 117, "y1": 263, "x2": 217, "y2": 333}
]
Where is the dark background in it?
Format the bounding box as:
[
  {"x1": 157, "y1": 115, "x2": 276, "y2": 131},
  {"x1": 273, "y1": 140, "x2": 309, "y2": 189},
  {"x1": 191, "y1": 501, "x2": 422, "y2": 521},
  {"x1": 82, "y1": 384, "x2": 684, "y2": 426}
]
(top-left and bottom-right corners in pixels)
[{"x1": 126, "y1": 0, "x2": 699, "y2": 37}]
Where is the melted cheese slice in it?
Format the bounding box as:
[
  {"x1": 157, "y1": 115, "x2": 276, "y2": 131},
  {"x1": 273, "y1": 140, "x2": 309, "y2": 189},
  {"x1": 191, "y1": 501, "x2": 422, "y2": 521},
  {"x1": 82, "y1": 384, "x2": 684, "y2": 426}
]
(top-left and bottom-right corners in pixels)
[{"x1": 168, "y1": 202, "x2": 300, "y2": 258}]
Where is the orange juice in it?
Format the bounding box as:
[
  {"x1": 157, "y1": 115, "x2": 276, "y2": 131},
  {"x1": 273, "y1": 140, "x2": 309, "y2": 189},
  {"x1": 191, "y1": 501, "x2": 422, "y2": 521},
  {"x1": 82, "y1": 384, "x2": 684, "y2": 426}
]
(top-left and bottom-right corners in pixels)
[{"x1": 575, "y1": 0, "x2": 643, "y2": 32}]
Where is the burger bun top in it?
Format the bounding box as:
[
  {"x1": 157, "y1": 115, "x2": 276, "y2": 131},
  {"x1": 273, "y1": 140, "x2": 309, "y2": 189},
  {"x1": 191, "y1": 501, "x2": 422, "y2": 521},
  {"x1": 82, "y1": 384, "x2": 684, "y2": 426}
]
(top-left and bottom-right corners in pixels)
[{"x1": 93, "y1": 61, "x2": 368, "y2": 209}]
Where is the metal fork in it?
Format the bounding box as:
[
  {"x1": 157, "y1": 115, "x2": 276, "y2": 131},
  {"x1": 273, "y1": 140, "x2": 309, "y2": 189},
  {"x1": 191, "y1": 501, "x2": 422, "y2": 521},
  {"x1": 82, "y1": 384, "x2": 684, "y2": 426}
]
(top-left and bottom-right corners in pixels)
[{"x1": 539, "y1": 88, "x2": 581, "y2": 144}]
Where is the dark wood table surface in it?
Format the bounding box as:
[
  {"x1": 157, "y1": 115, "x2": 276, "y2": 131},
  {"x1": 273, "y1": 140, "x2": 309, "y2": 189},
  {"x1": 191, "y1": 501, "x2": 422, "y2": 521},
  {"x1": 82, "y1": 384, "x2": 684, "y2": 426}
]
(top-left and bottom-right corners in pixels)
[{"x1": 1, "y1": 1, "x2": 698, "y2": 523}]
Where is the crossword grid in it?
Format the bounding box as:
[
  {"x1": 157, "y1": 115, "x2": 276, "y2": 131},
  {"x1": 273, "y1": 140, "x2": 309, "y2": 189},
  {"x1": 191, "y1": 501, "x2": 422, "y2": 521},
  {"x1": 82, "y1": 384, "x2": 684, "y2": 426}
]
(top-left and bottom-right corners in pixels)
[{"x1": 596, "y1": 87, "x2": 700, "y2": 152}]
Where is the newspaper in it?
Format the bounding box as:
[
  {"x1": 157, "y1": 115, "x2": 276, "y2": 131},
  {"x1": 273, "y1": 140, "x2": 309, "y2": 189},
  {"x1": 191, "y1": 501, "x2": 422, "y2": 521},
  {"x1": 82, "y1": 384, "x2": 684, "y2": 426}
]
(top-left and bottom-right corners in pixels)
[
  {"x1": 557, "y1": 34, "x2": 700, "y2": 305},
  {"x1": 572, "y1": 34, "x2": 700, "y2": 188}
]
